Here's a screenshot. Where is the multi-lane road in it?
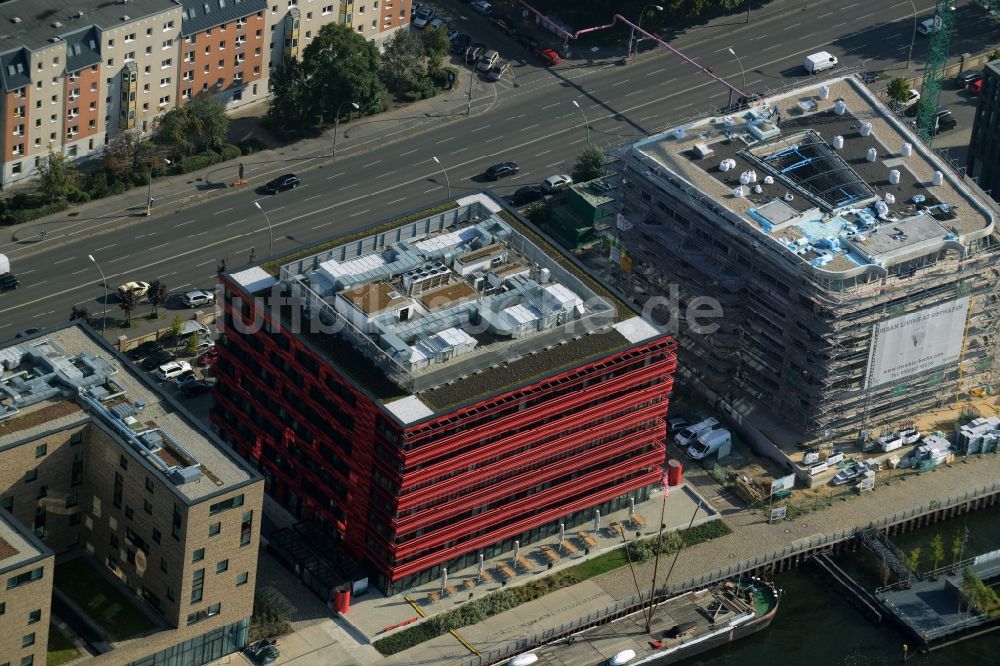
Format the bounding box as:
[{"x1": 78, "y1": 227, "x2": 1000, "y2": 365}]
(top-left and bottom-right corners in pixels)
[{"x1": 0, "y1": 0, "x2": 995, "y2": 336}]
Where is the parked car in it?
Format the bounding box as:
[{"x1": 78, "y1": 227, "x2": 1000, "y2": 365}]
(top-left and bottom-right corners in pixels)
[
  {"x1": 429, "y1": 16, "x2": 448, "y2": 31},
  {"x1": 955, "y1": 70, "x2": 981, "y2": 87},
  {"x1": 142, "y1": 349, "x2": 176, "y2": 371},
  {"x1": 182, "y1": 289, "x2": 215, "y2": 308},
  {"x1": 0, "y1": 273, "x2": 19, "y2": 292},
  {"x1": 192, "y1": 337, "x2": 216, "y2": 354},
  {"x1": 15, "y1": 328, "x2": 41, "y2": 339},
  {"x1": 935, "y1": 108, "x2": 957, "y2": 134},
  {"x1": 130, "y1": 340, "x2": 165, "y2": 360},
  {"x1": 470, "y1": 1, "x2": 493, "y2": 15},
  {"x1": 541, "y1": 174, "x2": 573, "y2": 193},
  {"x1": 195, "y1": 347, "x2": 219, "y2": 367},
  {"x1": 487, "y1": 62, "x2": 510, "y2": 82},
  {"x1": 485, "y1": 162, "x2": 519, "y2": 180},
  {"x1": 666, "y1": 416, "x2": 692, "y2": 432},
  {"x1": 263, "y1": 174, "x2": 300, "y2": 194},
  {"x1": 246, "y1": 639, "x2": 280, "y2": 666},
  {"x1": 534, "y1": 47, "x2": 561, "y2": 66},
  {"x1": 465, "y1": 44, "x2": 486, "y2": 62},
  {"x1": 831, "y1": 461, "x2": 872, "y2": 486},
  {"x1": 505, "y1": 185, "x2": 543, "y2": 207},
  {"x1": 180, "y1": 379, "x2": 216, "y2": 398},
  {"x1": 117, "y1": 281, "x2": 150, "y2": 300},
  {"x1": 476, "y1": 49, "x2": 500, "y2": 72},
  {"x1": 173, "y1": 369, "x2": 197, "y2": 388},
  {"x1": 491, "y1": 17, "x2": 516, "y2": 35},
  {"x1": 413, "y1": 6, "x2": 434, "y2": 28},
  {"x1": 155, "y1": 360, "x2": 192, "y2": 381},
  {"x1": 451, "y1": 34, "x2": 472, "y2": 54}
]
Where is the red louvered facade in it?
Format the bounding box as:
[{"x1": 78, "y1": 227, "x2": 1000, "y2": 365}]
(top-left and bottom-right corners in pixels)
[{"x1": 212, "y1": 277, "x2": 676, "y2": 594}]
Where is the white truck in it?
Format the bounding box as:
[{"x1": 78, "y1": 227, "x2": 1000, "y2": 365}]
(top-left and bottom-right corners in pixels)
[
  {"x1": 687, "y1": 428, "x2": 732, "y2": 461},
  {"x1": 916, "y1": 17, "x2": 940, "y2": 35},
  {"x1": 0, "y1": 253, "x2": 18, "y2": 292},
  {"x1": 673, "y1": 417, "x2": 719, "y2": 448},
  {"x1": 804, "y1": 51, "x2": 838, "y2": 74}
]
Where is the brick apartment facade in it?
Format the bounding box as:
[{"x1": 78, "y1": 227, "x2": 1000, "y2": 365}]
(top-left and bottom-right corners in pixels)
[
  {"x1": 213, "y1": 195, "x2": 677, "y2": 594},
  {"x1": 0, "y1": 326, "x2": 263, "y2": 666},
  {"x1": 0, "y1": 511, "x2": 54, "y2": 666},
  {"x1": 0, "y1": 0, "x2": 411, "y2": 186}
]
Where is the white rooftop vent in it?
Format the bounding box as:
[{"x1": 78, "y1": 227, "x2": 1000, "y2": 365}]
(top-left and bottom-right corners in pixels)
[
  {"x1": 889, "y1": 169, "x2": 900, "y2": 185},
  {"x1": 753, "y1": 184, "x2": 763, "y2": 194},
  {"x1": 818, "y1": 85, "x2": 830, "y2": 100},
  {"x1": 832, "y1": 135, "x2": 844, "y2": 149},
  {"x1": 121, "y1": 15, "x2": 130, "y2": 20},
  {"x1": 834, "y1": 100, "x2": 846, "y2": 115},
  {"x1": 732, "y1": 186, "x2": 745, "y2": 198},
  {"x1": 783, "y1": 193, "x2": 794, "y2": 202},
  {"x1": 875, "y1": 200, "x2": 889, "y2": 217},
  {"x1": 763, "y1": 175, "x2": 774, "y2": 185},
  {"x1": 932, "y1": 170, "x2": 943, "y2": 186},
  {"x1": 11, "y1": 17, "x2": 21, "y2": 24},
  {"x1": 51, "y1": 21, "x2": 63, "y2": 28},
  {"x1": 719, "y1": 160, "x2": 732, "y2": 172},
  {"x1": 673, "y1": 127, "x2": 686, "y2": 139},
  {"x1": 739, "y1": 171, "x2": 752, "y2": 185},
  {"x1": 901, "y1": 142, "x2": 912, "y2": 157},
  {"x1": 866, "y1": 147, "x2": 877, "y2": 162},
  {"x1": 860, "y1": 122, "x2": 872, "y2": 137},
  {"x1": 885, "y1": 193, "x2": 895, "y2": 205}
]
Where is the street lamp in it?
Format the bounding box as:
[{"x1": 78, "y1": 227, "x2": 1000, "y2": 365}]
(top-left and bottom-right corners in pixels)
[
  {"x1": 572, "y1": 100, "x2": 590, "y2": 146},
  {"x1": 431, "y1": 156, "x2": 452, "y2": 199},
  {"x1": 252, "y1": 201, "x2": 274, "y2": 258},
  {"x1": 905, "y1": 0, "x2": 918, "y2": 70},
  {"x1": 88, "y1": 254, "x2": 108, "y2": 338},
  {"x1": 146, "y1": 158, "x2": 171, "y2": 216},
  {"x1": 727, "y1": 47, "x2": 747, "y2": 108},
  {"x1": 332, "y1": 101, "x2": 359, "y2": 158},
  {"x1": 633, "y1": 5, "x2": 663, "y2": 59}
]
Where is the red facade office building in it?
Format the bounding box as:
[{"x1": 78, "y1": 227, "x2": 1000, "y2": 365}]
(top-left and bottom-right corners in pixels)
[{"x1": 212, "y1": 194, "x2": 676, "y2": 593}]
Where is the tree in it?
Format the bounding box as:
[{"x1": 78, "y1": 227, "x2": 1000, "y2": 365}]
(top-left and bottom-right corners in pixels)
[
  {"x1": 887, "y1": 77, "x2": 911, "y2": 104},
  {"x1": 930, "y1": 534, "x2": 945, "y2": 576},
  {"x1": 422, "y1": 28, "x2": 450, "y2": 75},
  {"x1": 69, "y1": 304, "x2": 94, "y2": 326},
  {"x1": 169, "y1": 315, "x2": 184, "y2": 345},
  {"x1": 905, "y1": 546, "x2": 921, "y2": 576},
  {"x1": 381, "y1": 29, "x2": 426, "y2": 95},
  {"x1": 156, "y1": 107, "x2": 196, "y2": 157},
  {"x1": 147, "y1": 280, "x2": 168, "y2": 318},
  {"x1": 952, "y1": 532, "x2": 964, "y2": 572},
  {"x1": 186, "y1": 333, "x2": 200, "y2": 357},
  {"x1": 186, "y1": 92, "x2": 230, "y2": 152},
  {"x1": 571, "y1": 145, "x2": 608, "y2": 183},
  {"x1": 118, "y1": 290, "x2": 141, "y2": 326},
  {"x1": 304, "y1": 24, "x2": 387, "y2": 124},
  {"x1": 103, "y1": 129, "x2": 164, "y2": 185},
  {"x1": 267, "y1": 58, "x2": 312, "y2": 130},
  {"x1": 37, "y1": 150, "x2": 78, "y2": 202}
]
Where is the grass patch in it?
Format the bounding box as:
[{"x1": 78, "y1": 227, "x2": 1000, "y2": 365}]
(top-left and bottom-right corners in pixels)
[
  {"x1": 47, "y1": 623, "x2": 83, "y2": 666},
  {"x1": 374, "y1": 519, "x2": 731, "y2": 656},
  {"x1": 54, "y1": 558, "x2": 156, "y2": 641}
]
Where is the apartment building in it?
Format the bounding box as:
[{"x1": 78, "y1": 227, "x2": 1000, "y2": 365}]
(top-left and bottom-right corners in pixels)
[
  {"x1": 967, "y1": 59, "x2": 1000, "y2": 204},
  {"x1": 615, "y1": 75, "x2": 1000, "y2": 461},
  {"x1": 214, "y1": 193, "x2": 676, "y2": 594},
  {"x1": 0, "y1": 325, "x2": 264, "y2": 666},
  {"x1": 0, "y1": 511, "x2": 54, "y2": 666}
]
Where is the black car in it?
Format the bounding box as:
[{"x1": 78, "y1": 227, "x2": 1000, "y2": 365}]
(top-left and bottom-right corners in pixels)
[
  {"x1": 141, "y1": 350, "x2": 176, "y2": 371},
  {"x1": 451, "y1": 33, "x2": 471, "y2": 54},
  {"x1": 485, "y1": 162, "x2": 519, "y2": 180},
  {"x1": 0, "y1": 273, "x2": 18, "y2": 292},
  {"x1": 491, "y1": 17, "x2": 516, "y2": 36},
  {"x1": 264, "y1": 174, "x2": 300, "y2": 194},
  {"x1": 955, "y1": 70, "x2": 982, "y2": 88},
  {"x1": 181, "y1": 379, "x2": 216, "y2": 398},
  {"x1": 935, "y1": 109, "x2": 957, "y2": 134},
  {"x1": 465, "y1": 43, "x2": 486, "y2": 63},
  {"x1": 15, "y1": 328, "x2": 41, "y2": 339},
  {"x1": 130, "y1": 340, "x2": 165, "y2": 360},
  {"x1": 506, "y1": 185, "x2": 544, "y2": 207}
]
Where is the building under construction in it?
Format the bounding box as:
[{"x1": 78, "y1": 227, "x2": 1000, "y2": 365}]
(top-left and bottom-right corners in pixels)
[{"x1": 615, "y1": 75, "x2": 1000, "y2": 451}]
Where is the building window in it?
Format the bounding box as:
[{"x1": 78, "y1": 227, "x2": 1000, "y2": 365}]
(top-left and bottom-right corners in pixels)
[
  {"x1": 120, "y1": 454, "x2": 129, "y2": 470},
  {"x1": 113, "y1": 472, "x2": 123, "y2": 508},
  {"x1": 6, "y1": 568, "x2": 43, "y2": 590},
  {"x1": 143, "y1": 499, "x2": 153, "y2": 515},
  {"x1": 70, "y1": 432, "x2": 82, "y2": 446},
  {"x1": 145, "y1": 477, "x2": 154, "y2": 493},
  {"x1": 124, "y1": 505, "x2": 134, "y2": 520},
  {"x1": 21, "y1": 655, "x2": 34, "y2": 666},
  {"x1": 172, "y1": 503, "x2": 182, "y2": 540},
  {"x1": 21, "y1": 634, "x2": 34, "y2": 648},
  {"x1": 190, "y1": 569, "x2": 204, "y2": 603},
  {"x1": 209, "y1": 495, "x2": 245, "y2": 515},
  {"x1": 34, "y1": 444, "x2": 46, "y2": 458},
  {"x1": 240, "y1": 510, "x2": 253, "y2": 547},
  {"x1": 160, "y1": 557, "x2": 168, "y2": 573},
  {"x1": 0, "y1": 497, "x2": 11, "y2": 513},
  {"x1": 0, "y1": 601, "x2": 5, "y2": 614},
  {"x1": 236, "y1": 571, "x2": 248, "y2": 586},
  {"x1": 69, "y1": 513, "x2": 81, "y2": 526},
  {"x1": 192, "y1": 548, "x2": 204, "y2": 563},
  {"x1": 209, "y1": 522, "x2": 221, "y2": 537},
  {"x1": 24, "y1": 469, "x2": 36, "y2": 483},
  {"x1": 36, "y1": 486, "x2": 47, "y2": 500},
  {"x1": 27, "y1": 609, "x2": 41, "y2": 624},
  {"x1": 152, "y1": 528, "x2": 162, "y2": 544},
  {"x1": 216, "y1": 559, "x2": 229, "y2": 574}
]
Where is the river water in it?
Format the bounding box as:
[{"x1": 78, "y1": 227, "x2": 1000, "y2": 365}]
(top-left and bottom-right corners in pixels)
[{"x1": 684, "y1": 504, "x2": 1000, "y2": 666}]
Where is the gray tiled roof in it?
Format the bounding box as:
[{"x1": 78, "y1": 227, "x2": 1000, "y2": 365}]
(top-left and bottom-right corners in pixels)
[
  {"x1": 0, "y1": 0, "x2": 176, "y2": 54},
  {"x1": 65, "y1": 26, "x2": 101, "y2": 73},
  {"x1": 0, "y1": 49, "x2": 30, "y2": 90},
  {"x1": 178, "y1": 0, "x2": 266, "y2": 37}
]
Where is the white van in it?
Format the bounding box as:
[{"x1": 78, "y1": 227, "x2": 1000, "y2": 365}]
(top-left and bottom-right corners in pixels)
[
  {"x1": 804, "y1": 51, "x2": 838, "y2": 74},
  {"x1": 673, "y1": 417, "x2": 719, "y2": 448},
  {"x1": 687, "y1": 428, "x2": 732, "y2": 461}
]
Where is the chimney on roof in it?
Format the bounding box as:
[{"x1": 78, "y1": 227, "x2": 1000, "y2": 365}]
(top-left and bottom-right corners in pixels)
[{"x1": 11, "y1": 17, "x2": 22, "y2": 24}]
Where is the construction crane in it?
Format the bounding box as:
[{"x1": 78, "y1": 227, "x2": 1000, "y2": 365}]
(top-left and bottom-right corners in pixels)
[{"x1": 917, "y1": 0, "x2": 1000, "y2": 144}]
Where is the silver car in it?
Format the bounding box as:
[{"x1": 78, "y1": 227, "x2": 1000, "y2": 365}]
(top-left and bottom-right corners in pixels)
[
  {"x1": 476, "y1": 50, "x2": 499, "y2": 73},
  {"x1": 182, "y1": 289, "x2": 215, "y2": 308}
]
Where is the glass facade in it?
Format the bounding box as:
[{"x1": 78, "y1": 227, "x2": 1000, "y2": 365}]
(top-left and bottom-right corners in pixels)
[{"x1": 126, "y1": 617, "x2": 249, "y2": 666}]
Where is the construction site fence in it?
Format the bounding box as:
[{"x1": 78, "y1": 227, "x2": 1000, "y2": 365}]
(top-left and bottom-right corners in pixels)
[{"x1": 458, "y1": 480, "x2": 1000, "y2": 666}]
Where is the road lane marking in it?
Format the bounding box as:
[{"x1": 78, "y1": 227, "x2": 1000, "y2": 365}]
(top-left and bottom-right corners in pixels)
[
  {"x1": 134, "y1": 233, "x2": 154, "y2": 240},
  {"x1": 545, "y1": 161, "x2": 562, "y2": 168},
  {"x1": 33, "y1": 309, "x2": 54, "y2": 317},
  {"x1": 541, "y1": 102, "x2": 559, "y2": 110},
  {"x1": 424, "y1": 186, "x2": 443, "y2": 193},
  {"x1": 535, "y1": 150, "x2": 552, "y2": 157},
  {"x1": 611, "y1": 79, "x2": 629, "y2": 87},
  {"x1": 363, "y1": 159, "x2": 382, "y2": 167},
  {"x1": 53, "y1": 256, "x2": 76, "y2": 265},
  {"x1": 349, "y1": 209, "x2": 371, "y2": 217},
  {"x1": 386, "y1": 198, "x2": 407, "y2": 206},
  {"x1": 94, "y1": 244, "x2": 117, "y2": 252},
  {"x1": 625, "y1": 90, "x2": 642, "y2": 96},
  {"x1": 569, "y1": 138, "x2": 586, "y2": 145},
  {"x1": 191, "y1": 231, "x2": 209, "y2": 237},
  {"x1": 305, "y1": 194, "x2": 322, "y2": 201},
  {"x1": 326, "y1": 172, "x2": 346, "y2": 180},
  {"x1": 505, "y1": 114, "x2": 526, "y2": 120},
  {"x1": 311, "y1": 222, "x2": 330, "y2": 230},
  {"x1": 340, "y1": 183, "x2": 358, "y2": 190},
  {"x1": 762, "y1": 44, "x2": 783, "y2": 52},
  {"x1": 469, "y1": 125, "x2": 490, "y2": 133},
  {"x1": 195, "y1": 259, "x2": 216, "y2": 267},
  {"x1": 213, "y1": 207, "x2": 234, "y2": 215},
  {"x1": 149, "y1": 243, "x2": 168, "y2": 251},
  {"x1": 176, "y1": 219, "x2": 197, "y2": 227},
  {"x1": 70, "y1": 268, "x2": 88, "y2": 275},
  {"x1": 449, "y1": 148, "x2": 469, "y2": 155},
  {"x1": 400, "y1": 148, "x2": 418, "y2": 156},
  {"x1": 819, "y1": 11, "x2": 833, "y2": 17},
  {"x1": 435, "y1": 136, "x2": 455, "y2": 144}
]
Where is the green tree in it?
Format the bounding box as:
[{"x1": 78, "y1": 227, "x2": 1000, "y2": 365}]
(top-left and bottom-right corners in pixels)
[
  {"x1": 186, "y1": 92, "x2": 230, "y2": 152},
  {"x1": 930, "y1": 534, "x2": 945, "y2": 575},
  {"x1": 422, "y1": 27, "x2": 450, "y2": 75},
  {"x1": 300, "y1": 23, "x2": 387, "y2": 126},
  {"x1": 118, "y1": 290, "x2": 141, "y2": 326},
  {"x1": 186, "y1": 333, "x2": 199, "y2": 357},
  {"x1": 887, "y1": 77, "x2": 911, "y2": 104},
  {"x1": 381, "y1": 29, "x2": 426, "y2": 94},
  {"x1": 170, "y1": 314, "x2": 184, "y2": 340},
  {"x1": 571, "y1": 144, "x2": 608, "y2": 183},
  {"x1": 147, "y1": 280, "x2": 168, "y2": 318},
  {"x1": 103, "y1": 129, "x2": 164, "y2": 185},
  {"x1": 36, "y1": 150, "x2": 78, "y2": 202},
  {"x1": 267, "y1": 58, "x2": 312, "y2": 130},
  {"x1": 952, "y1": 532, "x2": 964, "y2": 572},
  {"x1": 69, "y1": 304, "x2": 94, "y2": 326},
  {"x1": 156, "y1": 107, "x2": 197, "y2": 157},
  {"x1": 906, "y1": 546, "x2": 921, "y2": 576}
]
